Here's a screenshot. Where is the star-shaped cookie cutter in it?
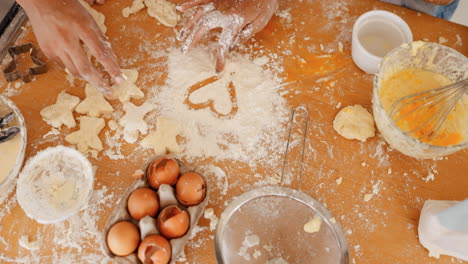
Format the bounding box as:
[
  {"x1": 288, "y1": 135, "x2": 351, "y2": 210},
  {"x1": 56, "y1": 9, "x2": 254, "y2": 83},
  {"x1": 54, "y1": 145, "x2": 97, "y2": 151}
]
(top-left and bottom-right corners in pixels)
[{"x1": 2, "y1": 42, "x2": 47, "y2": 82}]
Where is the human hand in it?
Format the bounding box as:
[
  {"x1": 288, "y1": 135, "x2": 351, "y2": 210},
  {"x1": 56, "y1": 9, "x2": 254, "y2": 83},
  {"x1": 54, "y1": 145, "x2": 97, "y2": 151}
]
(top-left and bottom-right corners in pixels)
[
  {"x1": 177, "y1": 0, "x2": 279, "y2": 72},
  {"x1": 17, "y1": 0, "x2": 123, "y2": 95}
]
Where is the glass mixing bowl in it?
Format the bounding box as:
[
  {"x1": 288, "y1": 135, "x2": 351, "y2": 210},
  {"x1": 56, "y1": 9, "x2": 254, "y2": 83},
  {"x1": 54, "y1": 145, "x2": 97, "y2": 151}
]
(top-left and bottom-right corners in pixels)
[
  {"x1": 373, "y1": 41, "x2": 468, "y2": 159},
  {"x1": 0, "y1": 95, "x2": 27, "y2": 205}
]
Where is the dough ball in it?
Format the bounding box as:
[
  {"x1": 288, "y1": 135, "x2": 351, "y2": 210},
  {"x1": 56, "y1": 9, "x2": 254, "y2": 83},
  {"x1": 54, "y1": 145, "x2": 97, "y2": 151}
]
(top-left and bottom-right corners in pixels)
[{"x1": 333, "y1": 105, "x2": 375, "y2": 142}]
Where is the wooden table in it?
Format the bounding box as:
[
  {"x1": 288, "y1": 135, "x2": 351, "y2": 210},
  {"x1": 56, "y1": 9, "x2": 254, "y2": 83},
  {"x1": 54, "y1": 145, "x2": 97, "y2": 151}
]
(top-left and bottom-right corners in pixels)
[{"x1": 0, "y1": 0, "x2": 467, "y2": 263}]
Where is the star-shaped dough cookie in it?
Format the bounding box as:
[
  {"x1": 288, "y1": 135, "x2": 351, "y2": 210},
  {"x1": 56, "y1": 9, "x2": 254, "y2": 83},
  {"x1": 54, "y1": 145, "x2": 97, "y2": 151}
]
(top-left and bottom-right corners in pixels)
[
  {"x1": 76, "y1": 84, "x2": 114, "y2": 117},
  {"x1": 119, "y1": 102, "x2": 155, "y2": 143},
  {"x1": 65, "y1": 116, "x2": 105, "y2": 153},
  {"x1": 141, "y1": 117, "x2": 181, "y2": 155},
  {"x1": 40, "y1": 91, "x2": 80, "y2": 129},
  {"x1": 107, "y1": 69, "x2": 144, "y2": 103}
]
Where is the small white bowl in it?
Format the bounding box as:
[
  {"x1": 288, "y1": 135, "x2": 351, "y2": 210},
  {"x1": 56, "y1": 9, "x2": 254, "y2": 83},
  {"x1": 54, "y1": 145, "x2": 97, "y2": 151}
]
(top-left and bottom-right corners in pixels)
[
  {"x1": 352, "y1": 10, "x2": 413, "y2": 74},
  {"x1": 17, "y1": 146, "x2": 94, "y2": 224}
]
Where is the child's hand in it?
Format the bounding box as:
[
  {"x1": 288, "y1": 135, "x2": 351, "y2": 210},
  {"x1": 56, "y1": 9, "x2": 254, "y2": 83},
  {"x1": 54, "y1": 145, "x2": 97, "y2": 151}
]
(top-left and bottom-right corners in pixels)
[
  {"x1": 177, "y1": 0, "x2": 279, "y2": 72},
  {"x1": 18, "y1": 0, "x2": 124, "y2": 95}
]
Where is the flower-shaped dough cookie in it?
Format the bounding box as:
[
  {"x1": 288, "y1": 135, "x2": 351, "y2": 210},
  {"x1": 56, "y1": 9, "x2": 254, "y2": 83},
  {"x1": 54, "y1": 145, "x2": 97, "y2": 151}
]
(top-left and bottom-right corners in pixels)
[
  {"x1": 40, "y1": 91, "x2": 80, "y2": 129},
  {"x1": 119, "y1": 102, "x2": 155, "y2": 143},
  {"x1": 141, "y1": 117, "x2": 181, "y2": 155},
  {"x1": 107, "y1": 69, "x2": 144, "y2": 103},
  {"x1": 76, "y1": 84, "x2": 114, "y2": 117},
  {"x1": 65, "y1": 116, "x2": 105, "y2": 153}
]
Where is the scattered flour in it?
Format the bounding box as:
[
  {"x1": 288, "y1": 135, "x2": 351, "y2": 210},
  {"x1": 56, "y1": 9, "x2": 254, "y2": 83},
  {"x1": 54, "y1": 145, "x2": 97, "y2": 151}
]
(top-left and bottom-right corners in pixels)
[
  {"x1": 203, "y1": 208, "x2": 219, "y2": 231},
  {"x1": 438, "y1": 36, "x2": 448, "y2": 44},
  {"x1": 422, "y1": 172, "x2": 435, "y2": 183},
  {"x1": 18, "y1": 235, "x2": 39, "y2": 250},
  {"x1": 363, "y1": 180, "x2": 382, "y2": 202},
  {"x1": 0, "y1": 187, "x2": 113, "y2": 263},
  {"x1": 151, "y1": 47, "x2": 289, "y2": 166}
]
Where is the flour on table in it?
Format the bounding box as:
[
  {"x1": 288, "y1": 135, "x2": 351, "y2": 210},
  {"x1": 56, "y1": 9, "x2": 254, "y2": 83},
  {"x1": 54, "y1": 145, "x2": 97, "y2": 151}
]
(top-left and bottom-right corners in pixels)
[
  {"x1": 122, "y1": 0, "x2": 145, "y2": 17},
  {"x1": 40, "y1": 91, "x2": 81, "y2": 129},
  {"x1": 333, "y1": 105, "x2": 375, "y2": 142},
  {"x1": 78, "y1": 0, "x2": 107, "y2": 33},
  {"x1": 119, "y1": 102, "x2": 155, "y2": 143},
  {"x1": 65, "y1": 116, "x2": 105, "y2": 153},
  {"x1": 18, "y1": 235, "x2": 39, "y2": 250},
  {"x1": 107, "y1": 69, "x2": 144, "y2": 103},
  {"x1": 151, "y1": 47, "x2": 288, "y2": 166},
  {"x1": 144, "y1": 0, "x2": 179, "y2": 27},
  {"x1": 43, "y1": 128, "x2": 60, "y2": 138},
  {"x1": 141, "y1": 117, "x2": 181, "y2": 155},
  {"x1": 363, "y1": 180, "x2": 382, "y2": 202},
  {"x1": 76, "y1": 84, "x2": 113, "y2": 117},
  {"x1": 203, "y1": 208, "x2": 218, "y2": 231}
]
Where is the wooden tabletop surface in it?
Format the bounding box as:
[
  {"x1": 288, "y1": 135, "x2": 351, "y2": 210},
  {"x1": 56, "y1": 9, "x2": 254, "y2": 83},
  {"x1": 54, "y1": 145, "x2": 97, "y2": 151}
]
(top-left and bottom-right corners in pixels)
[{"x1": 0, "y1": 0, "x2": 467, "y2": 263}]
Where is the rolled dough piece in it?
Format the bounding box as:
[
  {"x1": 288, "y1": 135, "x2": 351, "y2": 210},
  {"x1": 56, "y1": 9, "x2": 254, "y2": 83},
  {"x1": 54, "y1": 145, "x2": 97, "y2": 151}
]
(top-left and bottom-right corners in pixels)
[
  {"x1": 144, "y1": 0, "x2": 179, "y2": 27},
  {"x1": 107, "y1": 69, "x2": 144, "y2": 103},
  {"x1": 122, "y1": 0, "x2": 145, "y2": 17},
  {"x1": 333, "y1": 105, "x2": 375, "y2": 142},
  {"x1": 141, "y1": 117, "x2": 181, "y2": 155},
  {"x1": 304, "y1": 214, "x2": 322, "y2": 233},
  {"x1": 119, "y1": 102, "x2": 155, "y2": 143},
  {"x1": 65, "y1": 116, "x2": 105, "y2": 153},
  {"x1": 76, "y1": 84, "x2": 114, "y2": 117},
  {"x1": 78, "y1": 0, "x2": 107, "y2": 33},
  {"x1": 40, "y1": 91, "x2": 81, "y2": 129}
]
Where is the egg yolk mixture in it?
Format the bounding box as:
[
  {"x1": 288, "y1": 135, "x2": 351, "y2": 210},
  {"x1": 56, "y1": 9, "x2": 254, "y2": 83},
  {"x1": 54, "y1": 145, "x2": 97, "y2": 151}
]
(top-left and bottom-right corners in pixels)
[{"x1": 380, "y1": 68, "x2": 466, "y2": 146}]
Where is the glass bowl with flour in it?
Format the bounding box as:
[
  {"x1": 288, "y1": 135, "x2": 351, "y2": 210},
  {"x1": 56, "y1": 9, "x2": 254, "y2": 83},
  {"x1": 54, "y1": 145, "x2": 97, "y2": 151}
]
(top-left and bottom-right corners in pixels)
[
  {"x1": 0, "y1": 95, "x2": 27, "y2": 205},
  {"x1": 17, "y1": 146, "x2": 94, "y2": 224},
  {"x1": 373, "y1": 41, "x2": 468, "y2": 159}
]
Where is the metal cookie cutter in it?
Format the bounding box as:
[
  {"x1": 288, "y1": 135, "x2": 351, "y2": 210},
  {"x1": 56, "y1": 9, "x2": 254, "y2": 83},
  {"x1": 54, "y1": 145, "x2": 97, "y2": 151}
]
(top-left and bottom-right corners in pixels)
[
  {"x1": 2, "y1": 43, "x2": 47, "y2": 82},
  {"x1": 0, "y1": 112, "x2": 20, "y2": 143}
]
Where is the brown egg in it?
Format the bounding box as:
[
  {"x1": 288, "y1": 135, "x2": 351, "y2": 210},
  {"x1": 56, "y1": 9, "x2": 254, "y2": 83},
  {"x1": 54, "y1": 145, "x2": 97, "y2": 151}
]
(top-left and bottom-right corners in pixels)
[
  {"x1": 107, "y1": 221, "x2": 140, "y2": 256},
  {"x1": 127, "y1": 188, "x2": 160, "y2": 220},
  {"x1": 176, "y1": 172, "x2": 206, "y2": 206},
  {"x1": 157, "y1": 205, "x2": 190, "y2": 239},
  {"x1": 147, "y1": 157, "x2": 180, "y2": 189},
  {"x1": 138, "y1": 235, "x2": 171, "y2": 264}
]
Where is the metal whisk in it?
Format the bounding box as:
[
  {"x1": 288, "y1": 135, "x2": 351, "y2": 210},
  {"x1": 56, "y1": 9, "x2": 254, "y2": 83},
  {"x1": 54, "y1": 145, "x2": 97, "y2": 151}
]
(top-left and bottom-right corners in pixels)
[{"x1": 389, "y1": 78, "x2": 468, "y2": 140}]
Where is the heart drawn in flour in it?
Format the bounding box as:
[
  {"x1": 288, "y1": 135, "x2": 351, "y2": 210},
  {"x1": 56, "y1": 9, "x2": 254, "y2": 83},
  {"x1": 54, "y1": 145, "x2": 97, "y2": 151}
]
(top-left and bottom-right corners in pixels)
[{"x1": 184, "y1": 75, "x2": 238, "y2": 118}]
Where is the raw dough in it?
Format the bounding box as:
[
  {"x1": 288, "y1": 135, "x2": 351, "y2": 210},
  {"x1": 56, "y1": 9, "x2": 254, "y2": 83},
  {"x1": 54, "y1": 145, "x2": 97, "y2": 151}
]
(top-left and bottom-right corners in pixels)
[
  {"x1": 141, "y1": 117, "x2": 181, "y2": 155},
  {"x1": 65, "y1": 116, "x2": 105, "y2": 153},
  {"x1": 122, "y1": 0, "x2": 145, "y2": 17},
  {"x1": 333, "y1": 105, "x2": 375, "y2": 142},
  {"x1": 304, "y1": 214, "x2": 322, "y2": 233},
  {"x1": 40, "y1": 91, "x2": 81, "y2": 129},
  {"x1": 119, "y1": 102, "x2": 155, "y2": 143},
  {"x1": 79, "y1": 0, "x2": 107, "y2": 33},
  {"x1": 107, "y1": 69, "x2": 144, "y2": 103},
  {"x1": 75, "y1": 84, "x2": 113, "y2": 117},
  {"x1": 144, "y1": 0, "x2": 179, "y2": 27}
]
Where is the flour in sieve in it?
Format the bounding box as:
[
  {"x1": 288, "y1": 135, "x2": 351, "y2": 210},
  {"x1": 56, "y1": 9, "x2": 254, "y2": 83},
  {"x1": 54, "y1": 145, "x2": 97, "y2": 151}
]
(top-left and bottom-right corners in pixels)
[{"x1": 149, "y1": 47, "x2": 289, "y2": 166}]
